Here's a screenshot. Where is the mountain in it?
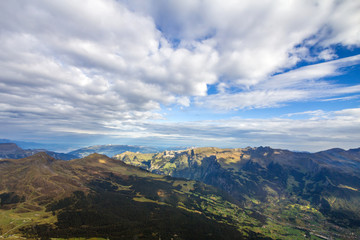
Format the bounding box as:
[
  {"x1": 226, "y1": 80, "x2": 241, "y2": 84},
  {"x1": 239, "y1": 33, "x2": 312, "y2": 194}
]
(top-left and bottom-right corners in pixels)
[
  {"x1": 2, "y1": 146, "x2": 359, "y2": 239},
  {"x1": 68, "y1": 144, "x2": 185, "y2": 158},
  {"x1": 0, "y1": 143, "x2": 28, "y2": 159},
  {"x1": 0, "y1": 152, "x2": 275, "y2": 239},
  {"x1": 0, "y1": 138, "x2": 74, "y2": 152},
  {"x1": 115, "y1": 146, "x2": 360, "y2": 239},
  {"x1": 0, "y1": 143, "x2": 78, "y2": 160}
]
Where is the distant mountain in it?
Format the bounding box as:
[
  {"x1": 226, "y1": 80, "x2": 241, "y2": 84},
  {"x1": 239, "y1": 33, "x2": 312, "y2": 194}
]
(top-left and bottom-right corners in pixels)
[
  {"x1": 115, "y1": 146, "x2": 360, "y2": 239},
  {"x1": 0, "y1": 152, "x2": 272, "y2": 239},
  {"x1": 0, "y1": 138, "x2": 74, "y2": 152},
  {"x1": 0, "y1": 143, "x2": 78, "y2": 160},
  {"x1": 68, "y1": 144, "x2": 185, "y2": 158}
]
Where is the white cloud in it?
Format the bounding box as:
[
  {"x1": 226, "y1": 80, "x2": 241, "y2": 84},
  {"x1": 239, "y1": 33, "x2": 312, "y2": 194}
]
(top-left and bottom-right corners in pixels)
[
  {"x1": 321, "y1": 95, "x2": 360, "y2": 102},
  {"x1": 321, "y1": 0, "x2": 360, "y2": 47},
  {"x1": 0, "y1": 0, "x2": 359, "y2": 149},
  {"x1": 136, "y1": 108, "x2": 360, "y2": 151},
  {"x1": 318, "y1": 49, "x2": 337, "y2": 61},
  {"x1": 284, "y1": 110, "x2": 326, "y2": 118},
  {"x1": 0, "y1": 0, "x2": 218, "y2": 125},
  {"x1": 177, "y1": 96, "x2": 190, "y2": 107},
  {"x1": 199, "y1": 55, "x2": 360, "y2": 110},
  {"x1": 122, "y1": 0, "x2": 360, "y2": 87},
  {"x1": 198, "y1": 89, "x2": 308, "y2": 110}
]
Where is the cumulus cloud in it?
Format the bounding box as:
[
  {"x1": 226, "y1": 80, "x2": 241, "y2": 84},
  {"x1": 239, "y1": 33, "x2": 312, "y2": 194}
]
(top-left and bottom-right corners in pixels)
[
  {"x1": 0, "y1": 0, "x2": 360, "y2": 149},
  {"x1": 123, "y1": 0, "x2": 360, "y2": 84},
  {"x1": 0, "y1": 0, "x2": 217, "y2": 124}
]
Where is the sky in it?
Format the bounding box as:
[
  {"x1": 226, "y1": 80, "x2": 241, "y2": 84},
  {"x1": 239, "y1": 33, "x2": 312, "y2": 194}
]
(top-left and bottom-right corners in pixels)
[{"x1": 0, "y1": 0, "x2": 360, "y2": 152}]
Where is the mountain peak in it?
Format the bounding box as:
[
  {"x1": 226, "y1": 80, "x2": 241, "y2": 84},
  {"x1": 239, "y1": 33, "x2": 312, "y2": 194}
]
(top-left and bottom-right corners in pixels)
[
  {"x1": 32, "y1": 151, "x2": 54, "y2": 158},
  {"x1": 86, "y1": 152, "x2": 109, "y2": 158},
  {"x1": 77, "y1": 152, "x2": 114, "y2": 164},
  {"x1": 24, "y1": 152, "x2": 56, "y2": 163},
  {"x1": 0, "y1": 143, "x2": 23, "y2": 153},
  {"x1": 323, "y1": 148, "x2": 345, "y2": 153}
]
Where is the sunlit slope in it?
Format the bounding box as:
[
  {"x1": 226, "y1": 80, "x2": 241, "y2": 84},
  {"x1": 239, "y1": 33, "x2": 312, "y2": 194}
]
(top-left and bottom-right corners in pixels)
[
  {"x1": 115, "y1": 146, "x2": 360, "y2": 239},
  {"x1": 0, "y1": 152, "x2": 274, "y2": 239}
]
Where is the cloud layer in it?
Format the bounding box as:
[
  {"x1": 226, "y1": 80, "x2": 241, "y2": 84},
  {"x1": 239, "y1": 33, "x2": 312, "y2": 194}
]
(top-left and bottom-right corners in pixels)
[
  {"x1": 201, "y1": 55, "x2": 360, "y2": 110},
  {"x1": 140, "y1": 107, "x2": 360, "y2": 152},
  {"x1": 0, "y1": 0, "x2": 360, "y2": 150}
]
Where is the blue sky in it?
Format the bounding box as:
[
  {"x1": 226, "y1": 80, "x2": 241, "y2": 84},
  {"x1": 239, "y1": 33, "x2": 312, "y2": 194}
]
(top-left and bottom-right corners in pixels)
[{"x1": 0, "y1": 0, "x2": 360, "y2": 152}]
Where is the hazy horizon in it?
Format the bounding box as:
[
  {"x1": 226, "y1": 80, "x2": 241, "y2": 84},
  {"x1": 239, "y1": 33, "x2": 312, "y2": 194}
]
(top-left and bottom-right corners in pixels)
[{"x1": 2, "y1": 137, "x2": 359, "y2": 155}]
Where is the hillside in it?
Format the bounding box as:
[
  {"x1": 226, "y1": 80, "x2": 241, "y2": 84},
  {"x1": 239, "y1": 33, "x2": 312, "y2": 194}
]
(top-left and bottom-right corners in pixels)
[
  {"x1": 0, "y1": 152, "x2": 276, "y2": 239},
  {"x1": 0, "y1": 143, "x2": 77, "y2": 160},
  {"x1": 115, "y1": 146, "x2": 360, "y2": 239}
]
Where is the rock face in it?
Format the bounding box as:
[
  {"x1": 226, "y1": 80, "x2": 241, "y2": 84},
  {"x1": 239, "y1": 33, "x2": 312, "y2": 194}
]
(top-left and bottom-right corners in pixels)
[
  {"x1": 0, "y1": 143, "x2": 77, "y2": 160},
  {"x1": 115, "y1": 146, "x2": 360, "y2": 237}
]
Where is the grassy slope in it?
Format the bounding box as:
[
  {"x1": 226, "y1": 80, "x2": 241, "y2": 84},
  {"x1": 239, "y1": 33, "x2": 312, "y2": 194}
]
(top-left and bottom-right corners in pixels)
[{"x1": 0, "y1": 153, "x2": 269, "y2": 239}]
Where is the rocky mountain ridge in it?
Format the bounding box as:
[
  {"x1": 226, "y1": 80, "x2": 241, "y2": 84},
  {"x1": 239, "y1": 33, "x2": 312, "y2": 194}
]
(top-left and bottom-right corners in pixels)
[
  {"x1": 2, "y1": 145, "x2": 360, "y2": 239},
  {"x1": 115, "y1": 146, "x2": 360, "y2": 239}
]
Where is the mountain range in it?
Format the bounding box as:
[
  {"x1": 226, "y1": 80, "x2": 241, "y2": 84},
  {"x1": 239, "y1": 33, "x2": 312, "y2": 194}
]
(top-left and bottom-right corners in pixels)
[
  {"x1": 0, "y1": 142, "x2": 186, "y2": 160},
  {"x1": 68, "y1": 144, "x2": 185, "y2": 158},
  {"x1": 0, "y1": 139, "x2": 75, "y2": 152},
  {"x1": 0, "y1": 152, "x2": 270, "y2": 239},
  {"x1": 0, "y1": 143, "x2": 78, "y2": 160},
  {"x1": 1, "y1": 145, "x2": 360, "y2": 239},
  {"x1": 115, "y1": 146, "x2": 360, "y2": 239}
]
